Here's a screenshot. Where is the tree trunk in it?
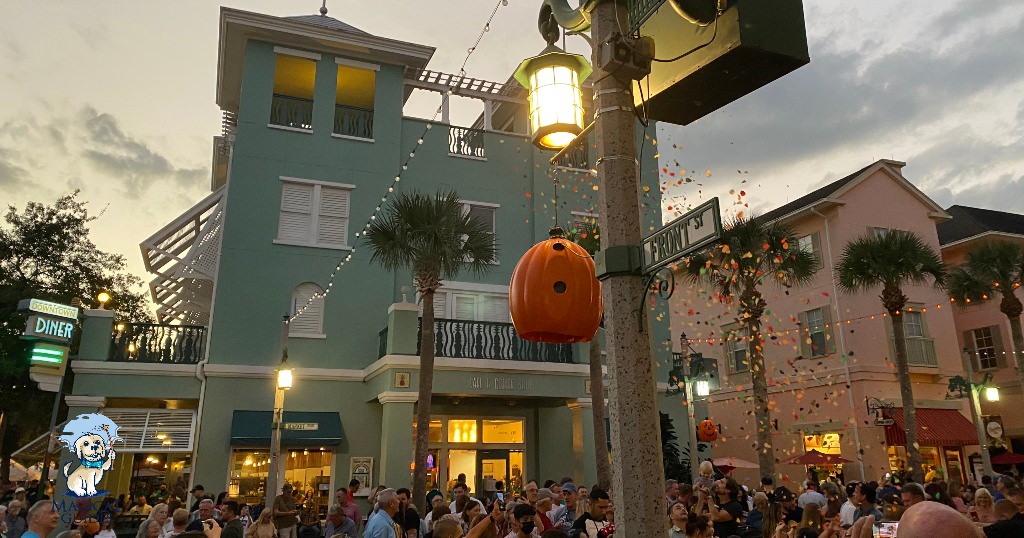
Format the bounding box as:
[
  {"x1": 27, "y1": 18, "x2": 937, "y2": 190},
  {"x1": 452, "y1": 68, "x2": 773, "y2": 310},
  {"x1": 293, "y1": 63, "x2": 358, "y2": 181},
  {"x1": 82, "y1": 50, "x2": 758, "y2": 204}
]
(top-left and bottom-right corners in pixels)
[
  {"x1": 589, "y1": 335, "x2": 612, "y2": 490},
  {"x1": 0, "y1": 412, "x2": 9, "y2": 483},
  {"x1": 998, "y1": 291, "x2": 1024, "y2": 391},
  {"x1": 891, "y1": 308, "x2": 924, "y2": 484},
  {"x1": 412, "y1": 288, "x2": 437, "y2": 516},
  {"x1": 742, "y1": 287, "x2": 774, "y2": 480}
]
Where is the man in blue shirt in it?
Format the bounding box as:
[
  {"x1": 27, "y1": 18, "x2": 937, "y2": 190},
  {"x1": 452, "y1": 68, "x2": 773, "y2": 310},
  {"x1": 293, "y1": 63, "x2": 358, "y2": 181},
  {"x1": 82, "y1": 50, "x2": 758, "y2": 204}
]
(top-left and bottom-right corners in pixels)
[
  {"x1": 324, "y1": 504, "x2": 357, "y2": 538},
  {"x1": 364, "y1": 488, "x2": 400, "y2": 538},
  {"x1": 22, "y1": 501, "x2": 58, "y2": 538}
]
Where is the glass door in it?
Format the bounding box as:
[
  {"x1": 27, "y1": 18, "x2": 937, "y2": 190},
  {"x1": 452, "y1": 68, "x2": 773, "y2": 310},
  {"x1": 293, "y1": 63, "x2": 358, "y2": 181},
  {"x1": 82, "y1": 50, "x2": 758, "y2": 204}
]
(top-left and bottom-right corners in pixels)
[{"x1": 478, "y1": 450, "x2": 510, "y2": 497}]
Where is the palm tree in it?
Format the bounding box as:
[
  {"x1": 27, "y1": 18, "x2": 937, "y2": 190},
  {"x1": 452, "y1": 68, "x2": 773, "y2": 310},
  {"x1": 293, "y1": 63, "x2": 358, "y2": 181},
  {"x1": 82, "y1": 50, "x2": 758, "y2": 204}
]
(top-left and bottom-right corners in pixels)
[
  {"x1": 836, "y1": 230, "x2": 946, "y2": 484},
  {"x1": 365, "y1": 190, "x2": 497, "y2": 515},
  {"x1": 684, "y1": 216, "x2": 817, "y2": 479},
  {"x1": 948, "y1": 242, "x2": 1024, "y2": 387}
]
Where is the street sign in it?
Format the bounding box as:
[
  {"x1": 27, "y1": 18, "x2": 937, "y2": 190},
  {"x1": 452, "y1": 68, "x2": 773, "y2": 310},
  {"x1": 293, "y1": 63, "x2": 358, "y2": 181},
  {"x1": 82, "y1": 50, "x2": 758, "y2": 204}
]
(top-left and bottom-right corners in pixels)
[
  {"x1": 874, "y1": 419, "x2": 895, "y2": 426},
  {"x1": 18, "y1": 298, "x2": 79, "y2": 320},
  {"x1": 283, "y1": 422, "x2": 319, "y2": 431},
  {"x1": 642, "y1": 197, "x2": 722, "y2": 273},
  {"x1": 23, "y1": 314, "x2": 75, "y2": 344}
]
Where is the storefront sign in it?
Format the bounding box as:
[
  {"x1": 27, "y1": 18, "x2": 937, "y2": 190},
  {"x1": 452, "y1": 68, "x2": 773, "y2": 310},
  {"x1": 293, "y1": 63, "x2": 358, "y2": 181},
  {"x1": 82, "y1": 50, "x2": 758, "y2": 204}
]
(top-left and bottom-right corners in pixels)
[
  {"x1": 283, "y1": 422, "x2": 319, "y2": 431},
  {"x1": 19, "y1": 298, "x2": 79, "y2": 320},
  {"x1": 24, "y1": 314, "x2": 75, "y2": 343},
  {"x1": 470, "y1": 376, "x2": 533, "y2": 391}
]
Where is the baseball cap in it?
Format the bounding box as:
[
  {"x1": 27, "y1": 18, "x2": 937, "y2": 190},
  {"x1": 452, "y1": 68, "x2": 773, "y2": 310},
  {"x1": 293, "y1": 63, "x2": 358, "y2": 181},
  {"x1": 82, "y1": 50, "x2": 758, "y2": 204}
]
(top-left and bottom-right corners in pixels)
[
  {"x1": 774, "y1": 486, "x2": 795, "y2": 502},
  {"x1": 561, "y1": 482, "x2": 577, "y2": 493},
  {"x1": 15, "y1": 487, "x2": 26, "y2": 493},
  {"x1": 536, "y1": 488, "x2": 556, "y2": 503},
  {"x1": 191, "y1": 485, "x2": 205, "y2": 492}
]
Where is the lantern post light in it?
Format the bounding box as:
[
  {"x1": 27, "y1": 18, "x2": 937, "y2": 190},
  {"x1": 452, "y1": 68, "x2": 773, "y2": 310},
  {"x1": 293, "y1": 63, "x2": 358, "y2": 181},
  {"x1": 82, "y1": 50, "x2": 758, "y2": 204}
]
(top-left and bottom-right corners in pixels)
[
  {"x1": 961, "y1": 348, "x2": 994, "y2": 477},
  {"x1": 514, "y1": 45, "x2": 592, "y2": 150},
  {"x1": 984, "y1": 386, "x2": 1000, "y2": 402},
  {"x1": 96, "y1": 291, "x2": 111, "y2": 309}
]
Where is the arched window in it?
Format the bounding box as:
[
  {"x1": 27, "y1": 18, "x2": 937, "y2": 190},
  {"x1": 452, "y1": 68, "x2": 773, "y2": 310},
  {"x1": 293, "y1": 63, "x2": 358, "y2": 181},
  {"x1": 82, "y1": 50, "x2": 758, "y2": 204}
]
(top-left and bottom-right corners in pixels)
[{"x1": 289, "y1": 282, "x2": 325, "y2": 337}]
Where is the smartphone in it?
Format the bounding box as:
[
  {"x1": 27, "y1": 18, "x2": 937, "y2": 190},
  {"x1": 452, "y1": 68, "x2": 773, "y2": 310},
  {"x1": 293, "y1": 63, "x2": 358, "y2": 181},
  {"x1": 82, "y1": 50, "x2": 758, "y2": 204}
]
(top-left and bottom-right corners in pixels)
[
  {"x1": 877, "y1": 522, "x2": 898, "y2": 538},
  {"x1": 496, "y1": 492, "x2": 504, "y2": 501}
]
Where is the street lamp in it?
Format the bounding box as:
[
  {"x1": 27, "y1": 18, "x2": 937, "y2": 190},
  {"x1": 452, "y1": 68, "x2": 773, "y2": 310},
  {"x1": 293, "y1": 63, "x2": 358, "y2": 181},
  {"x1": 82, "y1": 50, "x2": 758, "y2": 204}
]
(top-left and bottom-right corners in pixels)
[
  {"x1": 96, "y1": 291, "x2": 111, "y2": 309},
  {"x1": 514, "y1": 45, "x2": 592, "y2": 150},
  {"x1": 985, "y1": 386, "x2": 1000, "y2": 402},
  {"x1": 669, "y1": 333, "x2": 720, "y2": 481},
  {"x1": 266, "y1": 317, "x2": 292, "y2": 509}
]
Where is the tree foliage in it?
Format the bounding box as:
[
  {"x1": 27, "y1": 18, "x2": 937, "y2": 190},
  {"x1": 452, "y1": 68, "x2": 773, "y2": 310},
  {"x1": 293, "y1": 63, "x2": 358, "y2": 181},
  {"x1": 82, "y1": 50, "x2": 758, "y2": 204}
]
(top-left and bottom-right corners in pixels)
[{"x1": 0, "y1": 192, "x2": 151, "y2": 466}]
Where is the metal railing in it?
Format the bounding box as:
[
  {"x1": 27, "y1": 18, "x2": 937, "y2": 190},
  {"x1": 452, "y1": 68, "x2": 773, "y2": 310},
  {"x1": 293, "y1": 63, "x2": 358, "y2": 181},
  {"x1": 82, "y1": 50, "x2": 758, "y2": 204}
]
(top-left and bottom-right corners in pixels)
[
  {"x1": 418, "y1": 318, "x2": 574, "y2": 363},
  {"x1": 449, "y1": 127, "x2": 486, "y2": 159},
  {"x1": 109, "y1": 323, "x2": 207, "y2": 364},
  {"x1": 334, "y1": 104, "x2": 374, "y2": 139},
  {"x1": 378, "y1": 327, "x2": 389, "y2": 359},
  {"x1": 552, "y1": 138, "x2": 590, "y2": 170},
  {"x1": 906, "y1": 337, "x2": 938, "y2": 367},
  {"x1": 270, "y1": 94, "x2": 313, "y2": 130}
]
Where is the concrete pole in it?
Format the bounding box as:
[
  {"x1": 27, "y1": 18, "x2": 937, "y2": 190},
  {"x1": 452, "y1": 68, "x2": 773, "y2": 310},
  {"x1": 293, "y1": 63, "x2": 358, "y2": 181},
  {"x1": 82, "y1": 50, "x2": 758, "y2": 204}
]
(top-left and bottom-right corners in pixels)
[
  {"x1": 266, "y1": 385, "x2": 285, "y2": 509},
  {"x1": 590, "y1": 2, "x2": 666, "y2": 535},
  {"x1": 963, "y1": 348, "x2": 993, "y2": 478}
]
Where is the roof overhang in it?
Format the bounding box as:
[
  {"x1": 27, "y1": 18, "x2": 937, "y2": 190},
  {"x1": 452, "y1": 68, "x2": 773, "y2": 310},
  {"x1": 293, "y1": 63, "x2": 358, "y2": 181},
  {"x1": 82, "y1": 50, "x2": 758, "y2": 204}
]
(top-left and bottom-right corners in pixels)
[
  {"x1": 763, "y1": 197, "x2": 846, "y2": 225},
  {"x1": 217, "y1": 7, "x2": 435, "y2": 112},
  {"x1": 940, "y1": 231, "x2": 1024, "y2": 250}
]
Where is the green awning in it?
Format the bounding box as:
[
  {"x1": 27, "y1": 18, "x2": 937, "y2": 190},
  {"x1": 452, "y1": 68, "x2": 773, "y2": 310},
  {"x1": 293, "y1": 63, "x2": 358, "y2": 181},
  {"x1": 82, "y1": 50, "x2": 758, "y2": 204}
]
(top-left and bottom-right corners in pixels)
[{"x1": 230, "y1": 411, "x2": 343, "y2": 447}]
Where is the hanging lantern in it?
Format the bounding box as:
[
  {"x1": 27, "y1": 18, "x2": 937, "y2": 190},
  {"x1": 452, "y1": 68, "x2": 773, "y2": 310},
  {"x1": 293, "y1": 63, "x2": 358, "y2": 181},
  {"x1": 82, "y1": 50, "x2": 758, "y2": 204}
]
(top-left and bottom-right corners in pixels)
[
  {"x1": 510, "y1": 227, "x2": 602, "y2": 343},
  {"x1": 513, "y1": 46, "x2": 592, "y2": 150},
  {"x1": 697, "y1": 420, "x2": 718, "y2": 442}
]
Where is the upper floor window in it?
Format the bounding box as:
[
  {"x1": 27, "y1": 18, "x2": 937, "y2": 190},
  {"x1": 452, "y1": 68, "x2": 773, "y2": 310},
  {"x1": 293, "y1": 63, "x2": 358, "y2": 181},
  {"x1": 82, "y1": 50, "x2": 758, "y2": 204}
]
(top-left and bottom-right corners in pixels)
[
  {"x1": 871, "y1": 227, "x2": 905, "y2": 238},
  {"x1": 426, "y1": 285, "x2": 510, "y2": 323},
  {"x1": 275, "y1": 178, "x2": 354, "y2": 250},
  {"x1": 966, "y1": 325, "x2": 1005, "y2": 371},
  {"x1": 723, "y1": 324, "x2": 749, "y2": 373},
  {"x1": 290, "y1": 282, "x2": 325, "y2": 338},
  {"x1": 334, "y1": 58, "x2": 378, "y2": 140},
  {"x1": 462, "y1": 201, "x2": 498, "y2": 259},
  {"x1": 800, "y1": 306, "x2": 835, "y2": 358},
  {"x1": 796, "y1": 232, "x2": 822, "y2": 268},
  {"x1": 885, "y1": 305, "x2": 937, "y2": 366},
  {"x1": 270, "y1": 48, "x2": 319, "y2": 131}
]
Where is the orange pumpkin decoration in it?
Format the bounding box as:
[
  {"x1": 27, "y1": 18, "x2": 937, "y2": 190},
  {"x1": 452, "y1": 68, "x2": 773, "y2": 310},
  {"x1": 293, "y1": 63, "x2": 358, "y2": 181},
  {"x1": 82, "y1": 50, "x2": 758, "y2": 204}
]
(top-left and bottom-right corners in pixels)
[
  {"x1": 697, "y1": 419, "x2": 718, "y2": 442},
  {"x1": 510, "y1": 227, "x2": 602, "y2": 343}
]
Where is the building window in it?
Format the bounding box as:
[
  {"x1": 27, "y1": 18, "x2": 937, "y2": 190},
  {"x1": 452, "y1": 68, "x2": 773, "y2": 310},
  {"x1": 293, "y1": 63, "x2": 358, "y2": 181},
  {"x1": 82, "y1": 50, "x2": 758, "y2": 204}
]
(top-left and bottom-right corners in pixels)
[
  {"x1": 275, "y1": 179, "x2": 353, "y2": 249},
  {"x1": 230, "y1": 448, "x2": 332, "y2": 510},
  {"x1": 796, "y1": 232, "x2": 822, "y2": 268},
  {"x1": 723, "y1": 326, "x2": 749, "y2": 372},
  {"x1": 461, "y1": 201, "x2": 498, "y2": 261},
  {"x1": 334, "y1": 59, "x2": 377, "y2": 140},
  {"x1": 431, "y1": 290, "x2": 509, "y2": 323},
  {"x1": 973, "y1": 327, "x2": 998, "y2": 370},
  {"x1": 270, "y1": 49, "x2": 318, "y2": 131},
  {"x1": 800, "y1": 306, "x2": 834, "y2": 358},
  {"x1": 289, "y1": 282, "x2": 325, "y2": 337},
  {"x1": 887, "y1": 306, "x2": 937, "y2": 366}
]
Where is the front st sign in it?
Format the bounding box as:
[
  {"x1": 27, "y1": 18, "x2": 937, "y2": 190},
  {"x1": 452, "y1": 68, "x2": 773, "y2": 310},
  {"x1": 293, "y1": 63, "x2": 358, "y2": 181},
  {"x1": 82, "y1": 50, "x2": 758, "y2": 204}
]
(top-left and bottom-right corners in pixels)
[{"x1": 642, "y1": 197, "x2": 722, "y2": 273}]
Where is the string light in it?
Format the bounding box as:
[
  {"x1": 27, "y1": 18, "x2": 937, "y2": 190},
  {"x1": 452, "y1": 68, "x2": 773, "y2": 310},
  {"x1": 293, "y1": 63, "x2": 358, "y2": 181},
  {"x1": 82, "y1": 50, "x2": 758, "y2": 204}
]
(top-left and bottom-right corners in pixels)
[{"x1": 288, "y1": 0, "x2": 511, "y2": 324}]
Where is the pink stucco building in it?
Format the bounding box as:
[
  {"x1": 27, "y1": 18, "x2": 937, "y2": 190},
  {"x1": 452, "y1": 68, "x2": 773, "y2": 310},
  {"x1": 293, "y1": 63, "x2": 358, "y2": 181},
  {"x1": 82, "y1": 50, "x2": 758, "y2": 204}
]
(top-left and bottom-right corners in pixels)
[{"x1": 671, "y1": 159, "x2": 991, "y2": 487}]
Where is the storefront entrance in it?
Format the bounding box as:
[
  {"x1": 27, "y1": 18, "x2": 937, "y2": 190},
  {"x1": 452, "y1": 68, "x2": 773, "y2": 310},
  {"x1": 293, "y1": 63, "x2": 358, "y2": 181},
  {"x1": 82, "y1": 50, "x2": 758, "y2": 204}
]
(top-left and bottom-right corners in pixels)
[{"x1": 423, "y1": 417, "x2": 527, "y2": 498}]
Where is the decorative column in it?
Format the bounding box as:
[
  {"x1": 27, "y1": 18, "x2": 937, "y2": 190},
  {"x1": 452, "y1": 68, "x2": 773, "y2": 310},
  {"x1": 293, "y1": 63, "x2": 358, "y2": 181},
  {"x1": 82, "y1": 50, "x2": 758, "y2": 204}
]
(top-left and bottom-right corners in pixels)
[{"x1": 378, "y1": 391, "x2": 418, "y2": 486}]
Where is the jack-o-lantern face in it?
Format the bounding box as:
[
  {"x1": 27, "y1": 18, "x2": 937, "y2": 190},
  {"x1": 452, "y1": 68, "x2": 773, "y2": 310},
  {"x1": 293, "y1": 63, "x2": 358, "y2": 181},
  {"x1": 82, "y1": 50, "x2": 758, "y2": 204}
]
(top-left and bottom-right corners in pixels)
[
  {"x1": 510, "y1": 227, "x2": 602, "y2": 344},
  {"x1": 697, "y1": 420, "x2": 718, "y2": 442}
]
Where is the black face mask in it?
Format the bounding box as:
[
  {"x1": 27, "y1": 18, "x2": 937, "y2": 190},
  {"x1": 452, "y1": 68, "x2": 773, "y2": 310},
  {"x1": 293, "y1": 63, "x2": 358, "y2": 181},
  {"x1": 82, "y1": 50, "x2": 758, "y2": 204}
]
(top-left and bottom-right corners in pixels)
[{"x1": 521, "y1": 522, "x2": 535, "y2": 534}]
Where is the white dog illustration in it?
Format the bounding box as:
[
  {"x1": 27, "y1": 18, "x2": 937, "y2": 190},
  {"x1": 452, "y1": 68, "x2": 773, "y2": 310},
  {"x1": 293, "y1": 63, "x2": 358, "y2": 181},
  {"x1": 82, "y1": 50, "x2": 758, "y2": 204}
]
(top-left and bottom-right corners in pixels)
[{"x1": 58, "y1": 414, "x2": 122, "y2": 497}]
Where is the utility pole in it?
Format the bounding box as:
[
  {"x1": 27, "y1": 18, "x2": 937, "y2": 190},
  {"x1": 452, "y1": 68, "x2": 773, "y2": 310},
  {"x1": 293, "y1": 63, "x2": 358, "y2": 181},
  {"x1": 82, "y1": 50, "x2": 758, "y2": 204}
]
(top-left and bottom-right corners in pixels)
[
  {"x1": 963, "y1": 348, "x2": 993, "y2": 478},
  {"x1": 590, "y1": 1, "x2": 666, "y2": 535}
]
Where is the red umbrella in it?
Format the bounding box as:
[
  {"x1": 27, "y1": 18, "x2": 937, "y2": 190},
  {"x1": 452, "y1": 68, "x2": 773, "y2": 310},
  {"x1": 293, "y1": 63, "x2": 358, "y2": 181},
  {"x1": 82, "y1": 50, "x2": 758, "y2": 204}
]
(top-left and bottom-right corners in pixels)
[
  {"x1": 784, "y1": 449, "x2": 852, "y2": 465},
  {"x1": 991, "y1": 452, "x2": 1024, "y2": 465}
]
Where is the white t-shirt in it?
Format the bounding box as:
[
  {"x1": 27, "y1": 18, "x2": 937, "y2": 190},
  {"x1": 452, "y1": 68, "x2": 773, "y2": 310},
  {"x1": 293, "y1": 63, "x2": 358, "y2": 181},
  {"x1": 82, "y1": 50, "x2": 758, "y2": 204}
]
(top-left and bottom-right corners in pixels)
[{"x1": 840, "y1": 500, "x2": 857, "y2": 527}]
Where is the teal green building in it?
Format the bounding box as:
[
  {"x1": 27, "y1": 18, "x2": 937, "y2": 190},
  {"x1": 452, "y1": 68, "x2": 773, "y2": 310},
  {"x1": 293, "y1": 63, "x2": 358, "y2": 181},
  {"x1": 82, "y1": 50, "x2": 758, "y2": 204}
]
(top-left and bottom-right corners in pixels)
[{"x1": 63, "y1": 6, "x2": 681, "y2": 512}]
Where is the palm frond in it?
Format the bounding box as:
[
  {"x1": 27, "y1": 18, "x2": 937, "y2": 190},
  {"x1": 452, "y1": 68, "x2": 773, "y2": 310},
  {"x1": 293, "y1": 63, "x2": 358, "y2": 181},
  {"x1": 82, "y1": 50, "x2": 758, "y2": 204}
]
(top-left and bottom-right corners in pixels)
[{"x1": 835, "y1": 230, "x2": 946, "y2": 294}]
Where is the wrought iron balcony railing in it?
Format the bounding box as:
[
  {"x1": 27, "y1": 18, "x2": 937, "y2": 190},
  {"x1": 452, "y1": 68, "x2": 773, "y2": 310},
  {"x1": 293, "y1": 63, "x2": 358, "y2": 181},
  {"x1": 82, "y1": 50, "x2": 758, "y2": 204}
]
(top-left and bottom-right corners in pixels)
[
  {"x1": 270, "y1": 94, "x2": 313, "y2": 130},
  {"x1": 416, "y1": 318, "x2": 574, "y2": 363},
  {"x1": 110, "y1": 323, "x2": 207, "y2": 364},
  {"x1": 334, "y1": 104, "x2": 374, "y2": 139},
  {"x1": 449, "y1": 127, "x2": 486, "y2": 159}
]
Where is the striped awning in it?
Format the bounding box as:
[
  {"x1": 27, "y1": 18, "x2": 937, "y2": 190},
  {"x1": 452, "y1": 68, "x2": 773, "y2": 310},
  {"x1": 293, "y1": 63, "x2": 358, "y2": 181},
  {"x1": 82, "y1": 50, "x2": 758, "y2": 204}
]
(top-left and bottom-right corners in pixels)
[{"x1": 884, "y1": 408, "x2": 978, "y2": 447}]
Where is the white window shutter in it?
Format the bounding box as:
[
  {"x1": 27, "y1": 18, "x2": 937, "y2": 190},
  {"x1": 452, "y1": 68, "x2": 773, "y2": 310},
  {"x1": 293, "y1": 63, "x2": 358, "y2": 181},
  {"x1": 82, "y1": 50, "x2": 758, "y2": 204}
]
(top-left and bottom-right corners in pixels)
[
  {"x1": 278, "y1": 183, "x2": 313, "y2": 243},
  {"x1": 317, "y1": 187, "x2": 350, "y2": 246},
  {"x1": 482, "y1": 294, "x2": 511, "y2": 322},
  {"x1": 290, "y1": 282, "x2": 324, "y2": 335},
  {"x1": 422, "y1": 291, "x2": 447, "y2": 320},
  {"x1": 454, "y1": 294, "x2": 477, "y2": 320}
]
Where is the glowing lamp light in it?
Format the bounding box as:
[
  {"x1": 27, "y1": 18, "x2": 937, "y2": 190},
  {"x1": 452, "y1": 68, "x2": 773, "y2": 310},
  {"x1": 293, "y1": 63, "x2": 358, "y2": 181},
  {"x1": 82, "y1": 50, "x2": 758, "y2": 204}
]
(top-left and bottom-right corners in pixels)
[
  {"x1": 695, "y1": 379, "x2": 711, "y2": 398},
  {"x1": 277, "y1": 364, "x2": 293, "y2": 390},
  {"x1": 514, "y1": 46, "x2": 592, "y2": 150},
  {"x1": 96, "y1": 291, "x2": 111, "y2": 308},
  {"x1": 985, "y1": 386, "x2": 1000, "y2": 402}
]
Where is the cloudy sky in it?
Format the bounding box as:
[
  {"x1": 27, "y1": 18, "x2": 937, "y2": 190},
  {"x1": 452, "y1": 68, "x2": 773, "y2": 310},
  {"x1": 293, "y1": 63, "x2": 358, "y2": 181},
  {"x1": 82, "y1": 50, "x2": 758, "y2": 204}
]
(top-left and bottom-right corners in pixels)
[{"x1": 2, "y1": 0, "x2": 1022, "y2": 304}]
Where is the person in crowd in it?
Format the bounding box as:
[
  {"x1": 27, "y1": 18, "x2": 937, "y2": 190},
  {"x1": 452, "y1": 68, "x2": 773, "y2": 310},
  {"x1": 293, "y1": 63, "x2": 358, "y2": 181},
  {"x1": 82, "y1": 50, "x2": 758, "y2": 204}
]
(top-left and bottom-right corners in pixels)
[
  {"x1": 460, "y1": 500, "x2": 483, "y2": 535},
  {"x1": 97, "y1": 516, "x2": 118, "y2": 538},
  {"x1": 332, "y1": 488, "x2": 360, "y2": 536},
  {"x1": 819, "y1": 481, "x2": 843, "y2": 519},
  {"x1": 758, "y1": 476, "x2": 775, "y2": 497},
  {"x1": 365, "y1": 489, "x2": 401, "y2": 538},
  {"x1": 190, "y1": 487, "x2": 207, "y2": 513},
  {"x1": 668, "y1": 501, "x2": 687, "y2": 538},
  {"x1": 244, "y1": 510, "x2": 275, "y2": 538},
  {"x1": 697, "y1": 462, "x2": 714, "y2": 492},
  {"x1": 219, "y1": 502, "x2": 244, "y2": 538},
  {"x1": 570, "y1": 488, "x2": 611, "y2": 538},
  {"x1": 839, "y1": 482, "x2": 859, "y2": 528},
  {"x1": 296, "y1": 501, "x2": 320, "y2": 538},
  {"x1": 144, "y1": 520, "x2": 164, "y2": 538},
  {"x1": 22, "y1": 501, "x2": 59, "y2": 538},
  {"x1": 666, "y1": 480, "x2": 681, "y2": 506},
  {"x1": 924, "y1": 465, "x2": 940, "y2": 483},
  {"x1": 449, "y1": 484, "x2": 485, "y2": 515},
  {"x1": 851, "y1": 482, "x2": 882, "y2": 524},
  {"x1": 798, "y1": 482, "x2": 826, "y2": 510},
  {"x1": 548, "y1": 482, "x2": 575, "y2": 529},
  {"x1": 347, "y1": 480, "x2": 360, "y2": 503},
  {"x1": 1, "y1": 504, "x2": 9, "y2": 536},
  {"x1": 215, "y1": 494, "x2": 230, "y2": 512},
  {"x1": 186, "y1": 500, "x2": 223, "y2": 533},
  {"x1": 430, "y1": 518, "x2": 462, "y2": 538},
  {"x1": 948, "y1": 482, "x2": 968, "y2": 513},
  {"x1": 164, "y1": 508, "x2": 190, "y2": 538},
  {"x1": 395, "y1": 488, "x2": 420, "y2": 535},
  {"x1": 136, "y1": 503, "x2": 170, "y2": 538},
  {"x1": 924, "y1": 481, "x2": 954, "y2": 509},
  {"x1": 507, "y1": 503, "x2": 541, "y2": 538},
  {"x1": 847, "y1": 500, "x2": 982, "y2": 538},
  {"x1": 520, "y1": 483, "x2": 539, "y2": 508},
  {"x1": 533, "y1": 490, "x2": 555, "y2": 531},
  {"x1": 994, "y1": 476, "x2": 1018, "y2": 502},
  {"x1": 684, "y1": 514, "x2": 713, "y2": 538},
  {"x1": 151, "y1": 484, "x2": 171, "y2": 506},
  {"x1": 323, "y1": 504, "x2": 357, "y2": 538},
  {"x1": 272, "y1": 484, "x2": 299, "y2": 538},
  {"x1": 238, "y1": 505, "x2": 253, "y2": 532},
  {"x1": 970, "y1": 487, "x2": 998, "y2": 524},
  {"x1": 798, "y1": 502, "x2": 823, "y2": 534},
  {"x1": 4, "y1": 499, "x2": 27, "y2": 538},
  {"x1": 745, "y1": 491, "x2": 768, "y2": 532},
  {"x1": 773, "y1": 487, "x2": 803, "y2": 525},
  {"x1": 703, "y1": 477, "x2": 744, "y2": 538},
  {"x1": 760, "y1": 502, "x2": 784, "y2": 538},
  {"x1": 129, "y1": 496, "x2": 154, "y2": 516},
  {"x1": 900, "y1": 483, "x2": 926, "y2": 508}
]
